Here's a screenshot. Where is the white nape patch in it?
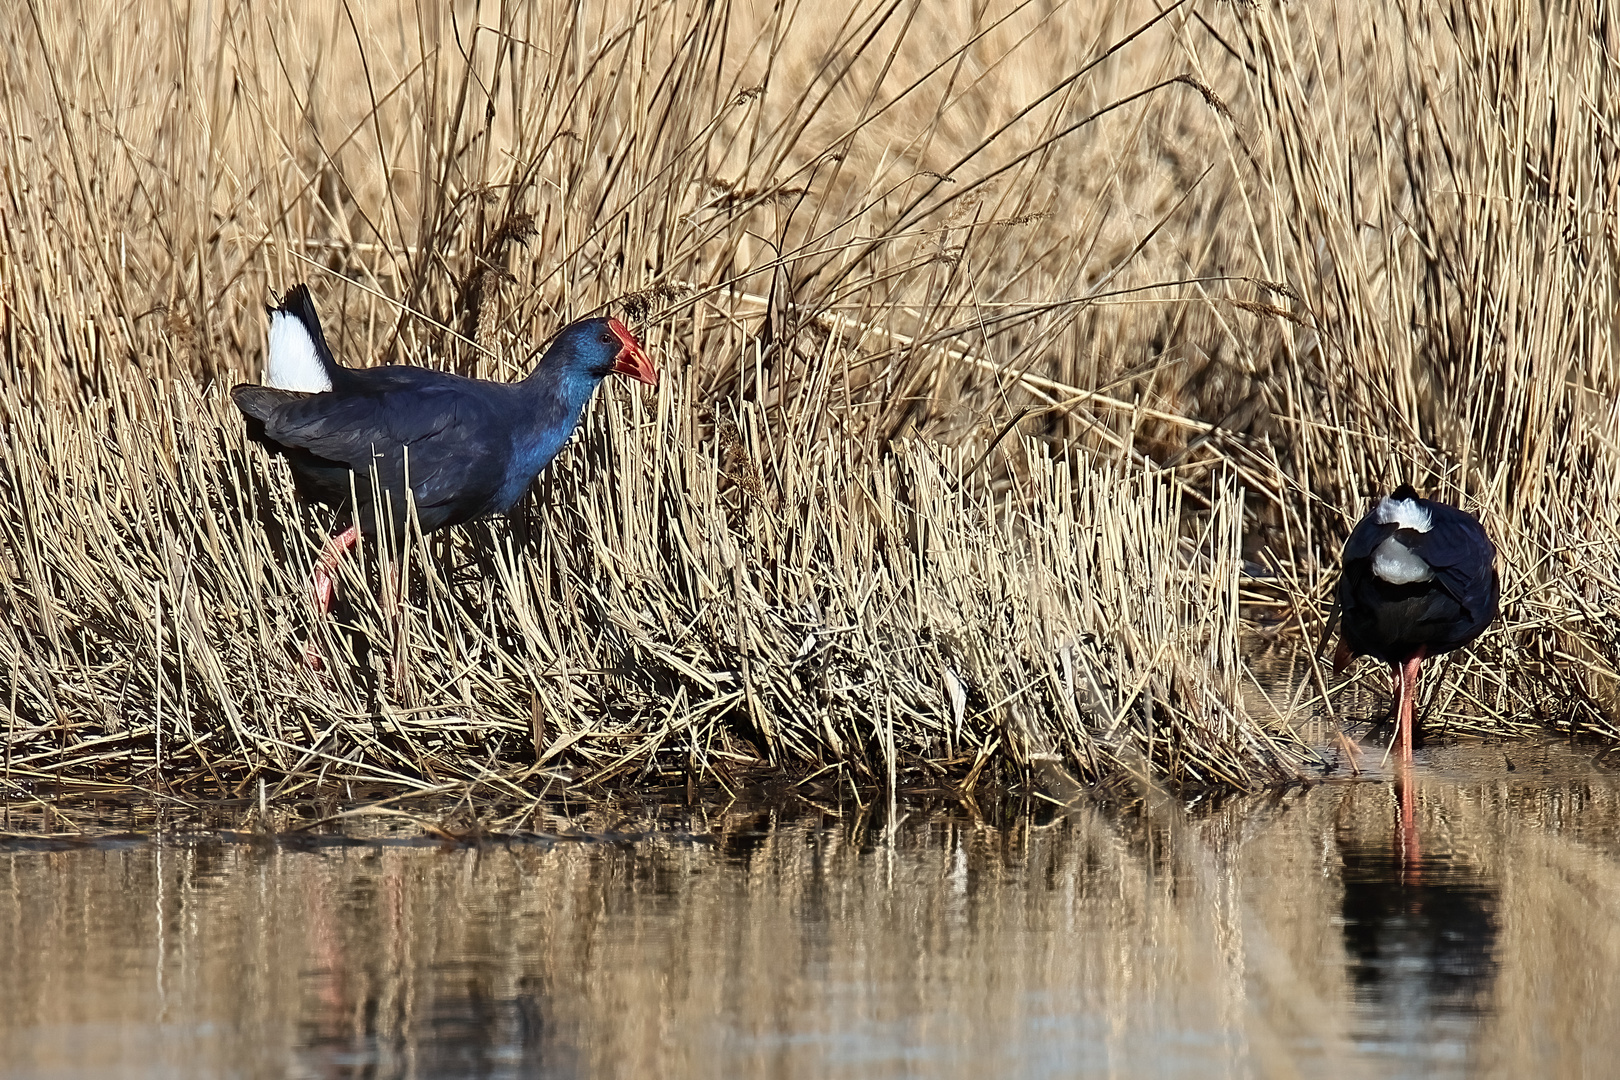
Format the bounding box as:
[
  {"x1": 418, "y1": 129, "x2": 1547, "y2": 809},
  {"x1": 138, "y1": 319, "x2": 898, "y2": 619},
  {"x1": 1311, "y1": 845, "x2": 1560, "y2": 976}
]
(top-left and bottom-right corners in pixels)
[
  {"x1": 1372, "y1": 536, "x2": 1434, "y2": 585},
  {"x1": 1374, "y1": 495, "x2": 1432, "y2": 533},
  {"x1": 265, "y1": 309, "x2": 332, "y2": 392}
]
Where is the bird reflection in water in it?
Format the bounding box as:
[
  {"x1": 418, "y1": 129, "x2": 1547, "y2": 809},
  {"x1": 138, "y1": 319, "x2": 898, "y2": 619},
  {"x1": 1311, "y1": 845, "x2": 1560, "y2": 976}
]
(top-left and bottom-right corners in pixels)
[
  {"x1": 1336, "y1": 780, "x2": 1501, "y2": 1053},
  {"x1": 1395, "y1": 755, "x2": 1421, "y2": 882}
]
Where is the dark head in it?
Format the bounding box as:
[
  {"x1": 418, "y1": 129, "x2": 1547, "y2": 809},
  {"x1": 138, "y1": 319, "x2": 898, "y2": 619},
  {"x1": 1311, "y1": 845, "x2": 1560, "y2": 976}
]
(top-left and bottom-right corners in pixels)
[{"x1": 532, "y1": 316, "x2": 657, "y2": 398}]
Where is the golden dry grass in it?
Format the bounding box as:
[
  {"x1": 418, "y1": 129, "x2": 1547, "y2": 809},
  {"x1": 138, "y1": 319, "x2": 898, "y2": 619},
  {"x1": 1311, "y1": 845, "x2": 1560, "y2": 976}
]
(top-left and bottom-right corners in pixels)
[{"x1": 1, "y1": 0, "x2": 1617, "y2": 799}]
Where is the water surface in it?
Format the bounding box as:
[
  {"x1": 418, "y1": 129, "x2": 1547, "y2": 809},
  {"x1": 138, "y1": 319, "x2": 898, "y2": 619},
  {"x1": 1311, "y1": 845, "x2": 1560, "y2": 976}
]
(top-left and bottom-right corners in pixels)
[{"x1": 4, "y1": 740, "x2": 1620, "y2": 1078}]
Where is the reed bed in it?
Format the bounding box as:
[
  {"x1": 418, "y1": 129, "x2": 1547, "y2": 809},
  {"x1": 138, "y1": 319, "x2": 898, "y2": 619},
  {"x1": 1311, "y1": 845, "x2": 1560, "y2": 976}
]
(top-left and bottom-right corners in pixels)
[
  {"x1": 0, "y1": 360, "x2": 1296, "y2": 794},
  {"x1": 1, "y1": 0, "x2": 1617, "y2": 799}
]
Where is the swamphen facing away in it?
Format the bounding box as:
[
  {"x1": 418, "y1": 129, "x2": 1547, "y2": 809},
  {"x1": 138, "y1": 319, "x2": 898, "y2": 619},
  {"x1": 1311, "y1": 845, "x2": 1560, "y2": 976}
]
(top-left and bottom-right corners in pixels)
[
  {"x1": 233, "y1": 283, "x2": 657, "y2": 623},
  {"x1": 1336, "y1": 484, "x2": 1499, "y2": 763}
]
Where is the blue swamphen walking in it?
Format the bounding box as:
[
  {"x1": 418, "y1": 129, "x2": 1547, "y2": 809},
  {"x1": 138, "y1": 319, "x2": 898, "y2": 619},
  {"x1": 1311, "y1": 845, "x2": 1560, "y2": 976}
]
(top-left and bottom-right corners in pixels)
[
  {"x1": 233, "y1": 284, "x2": 657, "y2": 619},
  {"x1": 1336, "y1": 484, "x2": 1499, "y2": 763}
]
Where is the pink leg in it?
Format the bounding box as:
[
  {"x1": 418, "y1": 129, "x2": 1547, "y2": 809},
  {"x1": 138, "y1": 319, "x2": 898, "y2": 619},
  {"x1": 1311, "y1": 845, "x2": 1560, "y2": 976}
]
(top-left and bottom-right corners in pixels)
[
  {"x1": 1389, "y1": 663, "x2": 1405, "y2": 731},
  {"x1": 310, "y1": 525, "x2": 360, "y2": 615},
  {"x1": 305, "y1": 525, "x2": 360, "y2": 672},
  {"x1": 1397, "y1": 650, "x2": 1426, "y2": 764},
  {"x1": 1384, "y1": 650, "x2": 1428, "y2": 880}
]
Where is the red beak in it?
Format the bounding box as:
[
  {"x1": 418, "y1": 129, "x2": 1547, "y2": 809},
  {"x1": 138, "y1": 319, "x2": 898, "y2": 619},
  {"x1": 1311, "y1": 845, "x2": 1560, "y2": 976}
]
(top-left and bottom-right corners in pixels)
[{"x1": 607, "y1": 318, "x2": 658, "y2": 386}]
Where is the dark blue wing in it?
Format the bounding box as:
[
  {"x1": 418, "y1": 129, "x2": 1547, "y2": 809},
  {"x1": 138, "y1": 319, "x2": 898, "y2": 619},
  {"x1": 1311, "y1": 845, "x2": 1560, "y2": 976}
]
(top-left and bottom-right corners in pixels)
[
  {"x1": 1341, "y1": 515, "x2": 1396, "y2": 563},
  {"x1": 257, "y1": 372, "x2": 513, "y2": 528},
  {"x1": 1336, "y1": 493, "x2": 1499, "y2": 663},
  {"x1": 1404, "y1": 502, "x2": 1498, "y2": 623}
]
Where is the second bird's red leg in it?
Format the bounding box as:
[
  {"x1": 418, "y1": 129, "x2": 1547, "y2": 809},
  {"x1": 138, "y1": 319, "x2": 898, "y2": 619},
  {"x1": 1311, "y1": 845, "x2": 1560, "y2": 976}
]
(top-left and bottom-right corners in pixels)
[{"x1": 1398, "y1": 651, "x2": 1425, "y2": 764}]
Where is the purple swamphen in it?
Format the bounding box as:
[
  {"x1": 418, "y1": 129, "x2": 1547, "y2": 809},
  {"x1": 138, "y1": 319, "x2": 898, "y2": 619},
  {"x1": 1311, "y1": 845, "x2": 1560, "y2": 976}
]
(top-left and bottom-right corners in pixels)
[
  {"x1": 233, "y1": 284, "x2": 657, "y2": 619},
  {"x1": 1335, "y1": 484, "x2": 1499, "y2": 763}
]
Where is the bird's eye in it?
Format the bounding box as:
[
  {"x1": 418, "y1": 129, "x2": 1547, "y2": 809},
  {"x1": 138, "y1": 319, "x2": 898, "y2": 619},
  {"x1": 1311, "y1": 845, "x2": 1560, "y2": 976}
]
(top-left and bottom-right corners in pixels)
[{"x1": 600, "y1": 332, "x2": 616, "y2": 345}]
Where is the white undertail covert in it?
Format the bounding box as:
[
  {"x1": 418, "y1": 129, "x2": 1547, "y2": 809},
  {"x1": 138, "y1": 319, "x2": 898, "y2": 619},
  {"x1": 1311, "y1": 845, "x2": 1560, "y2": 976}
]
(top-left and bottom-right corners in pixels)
[
  {"x1": 1372, "y1": 538, "x2": 1435, "y2": 584},
  {"x1": 265, "y1": 309, "x2": 333, "y2": 393},
  {"x1": 1374, "y1": 494, "x2": 1432, "y2": 533}
]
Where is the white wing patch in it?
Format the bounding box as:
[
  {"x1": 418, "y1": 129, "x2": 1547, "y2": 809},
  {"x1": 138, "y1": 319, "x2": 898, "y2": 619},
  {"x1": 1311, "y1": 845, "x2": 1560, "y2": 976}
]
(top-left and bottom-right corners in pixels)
[
  {"x1": 1374, "y1": 494, "x2": 1432, "y2": 533},
  {"x1": 265, "y1": 309, "x2": 333, "y2": 392},
  {"x1": 1372, "y1": 536, "x2": 1434, "y2": 584}
]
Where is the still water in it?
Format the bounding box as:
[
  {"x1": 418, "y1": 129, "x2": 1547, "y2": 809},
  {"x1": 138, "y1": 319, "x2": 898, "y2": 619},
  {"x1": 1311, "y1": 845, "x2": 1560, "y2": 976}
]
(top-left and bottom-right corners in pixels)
[{"x1": 3, "y1": 741, "x2": 1619, "y2": 1079}]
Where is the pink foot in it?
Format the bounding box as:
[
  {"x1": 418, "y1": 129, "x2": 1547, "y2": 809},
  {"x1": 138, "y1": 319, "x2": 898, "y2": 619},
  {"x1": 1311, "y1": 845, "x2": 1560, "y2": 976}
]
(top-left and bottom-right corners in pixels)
[{"x1": 303, "y1": 525, "x2": 360, "y2": 670}]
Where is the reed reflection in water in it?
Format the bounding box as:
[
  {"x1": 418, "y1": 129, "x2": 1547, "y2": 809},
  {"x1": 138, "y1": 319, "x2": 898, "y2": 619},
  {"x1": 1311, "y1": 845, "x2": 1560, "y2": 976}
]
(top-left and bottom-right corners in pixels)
[{"x1": 3, "y1": 742, "x2": 1620, "y2": 1078}]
